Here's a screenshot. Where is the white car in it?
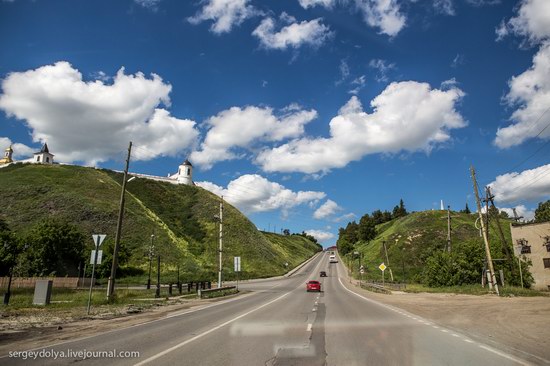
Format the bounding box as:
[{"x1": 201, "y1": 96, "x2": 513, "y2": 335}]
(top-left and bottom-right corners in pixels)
[{"x1": 329, "y1": 255, "x2": 338, "y2": 263}]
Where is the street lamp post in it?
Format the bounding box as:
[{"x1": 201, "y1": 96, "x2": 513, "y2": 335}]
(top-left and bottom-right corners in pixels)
[{"x1": 147, "y1": 234, "x2": 154, "y2": 290}]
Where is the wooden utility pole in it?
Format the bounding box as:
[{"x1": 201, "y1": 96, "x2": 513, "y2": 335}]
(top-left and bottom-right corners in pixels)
[
  {"x1": 447, "y1": 205, "x2": 452, "y2": 253},
  {"x1": 107, "y1": 141, "x2": 132, "y2": 301},
  {"x1": 486, "y1": 186, "x2": 512, "y2": 261},
  {"x1": 217, "y1": 196, "x2": 224, "y2": 288},
  {"x1": 470, "y1": 166, "x2": 499, "y2": 296},
  {"x1": 512, "y1": 208, "x2": 523, "y2": 223}
]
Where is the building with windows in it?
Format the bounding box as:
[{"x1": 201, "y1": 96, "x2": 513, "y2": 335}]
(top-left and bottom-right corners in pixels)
[
  {"x1": 511, "y1": 221, "x2": 550, "y2": 291},
  {"x1": 33, "y1": 143, "x2": 54, "y2": 164},
  {"x1": 0, "y1": 145, "x2": 13, "y2": 165}
]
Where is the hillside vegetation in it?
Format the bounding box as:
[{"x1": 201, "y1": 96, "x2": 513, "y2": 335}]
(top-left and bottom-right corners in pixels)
[
  {"x1": 342, "y1": 210, "x2": 529, "y2": 287},
  {"x1": 0, "y1": 163, "x2": 320, "y2": 280}
]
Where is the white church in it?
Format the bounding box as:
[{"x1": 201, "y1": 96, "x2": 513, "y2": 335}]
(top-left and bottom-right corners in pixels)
[{"x1": 0, "y1": 143, "x2": 195, "y2": 186}]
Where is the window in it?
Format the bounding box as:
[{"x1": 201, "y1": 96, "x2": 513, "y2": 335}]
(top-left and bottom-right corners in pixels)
[
  {"x1": 187, "y1": 168, "x2": 190, "y2": 175},
  {"x1": 521, "y1": 245, "x2": 531, "y2": 254},
  {"x1": 46, "y1": 157, "x2": 49, "y2": 163},
  {"x1": 36, "y1": 156, "x2": 40, "y2": 162},
  {"x1": 544, "y1": 258, "x2": 550, "y2": 269}
]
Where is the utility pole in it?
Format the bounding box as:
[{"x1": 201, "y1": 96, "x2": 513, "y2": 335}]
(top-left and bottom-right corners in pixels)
[
  {"x1": 147, "y1": 234, "x2": 154, "y2": 290},
  {"x1": 155, "y1": 254, "x2": 161, "y2": 298},
  {"x1": 470, "y1": 166, "x2": 499, "y2": 296},
  {"x1": 486, "y1": 186, "x2": 512, "y2": 262},
  {"x1": 512, "y1": 208, "x2": 524, "y2": 223},
  {"x1": 218, "y1": 196, "x2": 224, "y2": 288},
  {"x1": 107, "y1": 141, "x2": 132, "y2": 301},
  {"x1": 447, "y1": 205, "x2": 452, "y2": 253},
  {"x1": 382, "y1": 240, "x2": 394, "y2": 282}
]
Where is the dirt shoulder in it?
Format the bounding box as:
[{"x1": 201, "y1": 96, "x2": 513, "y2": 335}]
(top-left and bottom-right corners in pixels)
[
  {"x1": 0, "y1": 292, "x2": 251, "y2": 356},
  {"x1": 345, "y1": 279, "x2": 550, "y2": 364}
]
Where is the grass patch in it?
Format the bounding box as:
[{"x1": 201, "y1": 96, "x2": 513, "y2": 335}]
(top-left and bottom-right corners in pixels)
[{"x1": 403, "y1": 283, "x2": 547, "y2": 297}]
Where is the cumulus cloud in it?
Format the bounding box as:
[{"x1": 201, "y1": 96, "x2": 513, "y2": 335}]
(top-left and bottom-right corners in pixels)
[
  {"x1": 0, "y1": 62, "x2": 199, "y2": 165},
  {"x1": 0, "y1": 137, "x2": 34, "y2": 159},
  {"x1": 191, "y1": 104, "x2": 317, "y2": 169},
  {"x1": 499, "y1": 205, "x2": 535, "y2": 222},
  {"x1": 252, "y1": 13, "x2": 332, "y2": 50},
  {"x1": 196, "y1": 174, "x2": 326, "y2": 215},
  {"x1": 256, "y1": 81, "x2": 466, "y2": 174},
  {"x1": 489, "y1": 163, "x2": 550, "y2": 203},
  {"x1": 304, "y1": 229, "x2": 335, "y2": 242},
  {"x1": 314, "y1": 199, "x2": 342, "y2": 219},
  {"x1": 494, "y1": 43, "x2": 550, "y2": 148},
  {"x1": 187, "y1": 0, "x2": 258, "y2": 34},
  {"x1": 354, "y1": 0, "x2": 406, "y2": 37},
  {"x1": 298, "y1": 0, "x2": 336, "y2": 9},
  {"x1": 496, "y1": 0, "x2": 550, "y2": 44}
]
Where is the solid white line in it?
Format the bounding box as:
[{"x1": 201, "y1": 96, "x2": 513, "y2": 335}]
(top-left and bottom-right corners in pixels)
[{"x1": 478, "y1": 345, "x2": 531, "y2": 365}]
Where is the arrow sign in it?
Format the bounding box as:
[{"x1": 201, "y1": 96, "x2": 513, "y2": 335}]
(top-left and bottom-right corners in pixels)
[
  {"x1": 92, "y1": 234, "x2": 106, "y2": 248},
  {"x1": 379, "y1": 263, "x2": 386, "y2": 272}
]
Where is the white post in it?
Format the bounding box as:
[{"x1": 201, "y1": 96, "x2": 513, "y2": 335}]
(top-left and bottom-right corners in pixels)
[{"x1": 218, "y1": 197, "x2": 223, "y2": 288}]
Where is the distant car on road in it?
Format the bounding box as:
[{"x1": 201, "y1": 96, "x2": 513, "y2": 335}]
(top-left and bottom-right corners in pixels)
[
  {"x1": 329, "y1": 254, "x2": 338, "y2": 263},
  {"x1": 320, "y1": 271, "x2": 327, "y2": 277},
  {"x1": 306, "y1": 280, "x2": 321, "y2": 292}
]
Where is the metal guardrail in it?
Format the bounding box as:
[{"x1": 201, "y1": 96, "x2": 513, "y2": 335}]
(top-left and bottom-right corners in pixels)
[
  {"x1": 197, "y1": 286, "x2": 237, "y2": 299},
  {"x1": 366, "y1": 281, "x2": 407, "y2": 291}
]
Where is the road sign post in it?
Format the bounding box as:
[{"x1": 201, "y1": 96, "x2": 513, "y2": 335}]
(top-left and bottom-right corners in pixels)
[
  {"x1": 379, "y1": 263, "x2": 386, "y2": 287},
  {"x1": 87, "y1": 234, "x2": 106, "y2": 315},
  {"x1": 234, "y1": 256, "x2": 241, "y2": 290}
]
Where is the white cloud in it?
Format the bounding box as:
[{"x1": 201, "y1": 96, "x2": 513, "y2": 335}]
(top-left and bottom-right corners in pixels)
[
  {"x1": 349, "y1": 75, "x2": 366, "y2": 95},
  {"x1": 252, "y1": 14, "x2": 332, "y2": 50},
  {"x1": 489, "y1": 163, "x2": 550, "y2": 203},
  {"x1": 369, "y1": 59, "x2": 395, "y2": 83},
  {"x1": 187, "y1": 0, "x2": 258, "y2": 34},
  {"x1": 256, "y1": 81, "x2": 466, "y2": 174},
  {"x1": 496, "y1": 0, "x2": 550, "y2": 44},
  {"x1": 298, "y1": 0, "x2": 336, "y2": 9},
  {"x1": 314, "y1": 199, "x2": 342, "y2": 219},
  {"x1": 196, "y1": 174, "x2": 326, "y2": 215},
  {"x1": 191, "y1": 104, "x2": 317, "y2": 169},
  {"x1": 0, "y1": 137, "x2": 34, "y2": 159},
  {"x1": 336, "y1": 59, "x2": 350, "y2": 86},
  {"x1": 494, "y1": 42, "x2": 550, "y2": 148},
  {"x1": 354, "y1": 0, "x2": 406, "y2": 37},
  {"x1": 304, "y1": 229, "x2": 335, "y2": 242},
  {"x1": 499, "y1": 205, "x2": 535, "y2": 222},
  {"x1": 433, "y1": 0, "x2": 455, "y2": 16},
  {"x1": 0, "y1": 62, "x2": 199, "y2": 165},
  {"x1": 134, "y1": 0, "x2": 162, "y2": 11},
  {"x1": 334, "y1": 212, "x2": 357, "y2": 222}
]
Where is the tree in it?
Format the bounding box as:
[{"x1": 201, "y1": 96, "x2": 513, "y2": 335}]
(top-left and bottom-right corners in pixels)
[
  {"x1": 534, "y1": 200, "x2": 550, "y2": 223},
  {"x1": 371, "y1": 210, "x2": 384, "y2": 225},
  {"x1": 22, "y1": 218, "x2": 86, "y2": 277},
  {"x1": 461, "y1": 203, "x2": 471, "y2": 214},
  {"x1": 357, "y1": 214, "x2": 376, "y2": 242},
  {"x1": 392, "y1": 199, "x2": 407, "y2": 219},
  {"x1": 0, "y1": 218, "x2": 19, "y2": 277},
  {"x1": 283, "y1": 229, "x2": 290, "y2": 236}
]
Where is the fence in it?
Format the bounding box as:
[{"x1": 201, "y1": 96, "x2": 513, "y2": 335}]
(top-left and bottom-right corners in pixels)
[{"x1": 0, "y1": 277, "x2": 91, "y2": 289}]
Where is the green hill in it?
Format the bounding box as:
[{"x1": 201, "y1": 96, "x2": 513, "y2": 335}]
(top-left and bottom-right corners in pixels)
[
  {"x1": 344, "y1": 210, "x2": 526, "y2": 286},
  {"x1": 0, "y1": 163, "x2": 320, "y2": 280}
]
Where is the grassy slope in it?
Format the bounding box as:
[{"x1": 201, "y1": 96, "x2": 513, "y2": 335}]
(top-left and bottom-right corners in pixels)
[
  {"x1": 0, "y1": 163, "x2": 318, "y2": 280},
  {"x1": 351, "y1": 210, "x2": 514, "y2": 282}
]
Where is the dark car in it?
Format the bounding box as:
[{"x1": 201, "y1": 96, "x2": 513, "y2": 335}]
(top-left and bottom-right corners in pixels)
[
  {"x1": 306, "y1": 280, "x2": 321, "y2": 292},
  {"x1": 320, "y1": 271, "x2": 327, "y2": 277}
]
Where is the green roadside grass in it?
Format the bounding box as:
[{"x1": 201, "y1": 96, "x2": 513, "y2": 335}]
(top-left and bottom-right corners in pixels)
[{"x1": 403, "y1": 283, "x2": 548, "y2": 297}]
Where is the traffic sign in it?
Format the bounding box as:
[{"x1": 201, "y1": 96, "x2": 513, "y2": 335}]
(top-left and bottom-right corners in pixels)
[
  {"x1": 360, "y1": 269, "x2": 365, "y2": 274},
  {"x1": 92, "y1": 234, "x2": 106, "y2": 248},
  {"x1": 234, "y1": 256, "x2": 241, "y2": 272},
  {"x1": 379, "y1": 263, "x2": 386, "y2": 272},
  {"x1": 90, "y1": 250, "x2": 103, "y2": 265},
  {"x1": 360, "y1": 265, "x2": 364, "y2": 270}
]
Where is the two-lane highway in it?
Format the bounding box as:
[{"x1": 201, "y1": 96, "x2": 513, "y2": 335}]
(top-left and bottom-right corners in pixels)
[{"x1": 2, "y1": 252, "x2": 532, "y2": 365}]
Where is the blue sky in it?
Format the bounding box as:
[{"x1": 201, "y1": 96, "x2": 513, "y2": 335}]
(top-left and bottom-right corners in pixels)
[{"x1": 1, "y1": 0, "x2": 549, "y2": 245}]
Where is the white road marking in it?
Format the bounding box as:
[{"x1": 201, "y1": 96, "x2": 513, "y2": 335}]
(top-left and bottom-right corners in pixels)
[
  {"x1": 441, "y1": 329, "x2": 449, "y2": 333},
  {"x1": 134, "y1": 253, "x2": 327, "y2": 366},
  {"x1": 464, "y1": 339, "x2": 474, "y2": 344},
  {"x1": 478, "y1": 345, "x2": 531, "y2": 365},
  {"x1": 307, "y1": 323, "x2": 312, "y2": 332},
  {"x1": 452, "y1": 333, "x2": 460, "y2": 337},
  {"x1": 432, "y1": 325, "x2": 439, "y2": 329}
]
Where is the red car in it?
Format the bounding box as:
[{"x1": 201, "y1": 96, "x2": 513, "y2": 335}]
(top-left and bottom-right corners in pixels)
[{"x1": 306, "y1": 280, "x2": 321, "y2": 292}]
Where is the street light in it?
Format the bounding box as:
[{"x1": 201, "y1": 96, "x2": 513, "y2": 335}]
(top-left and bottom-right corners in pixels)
[{"x1": 147, "y1": 234, "x2": 154, "y2": 290}]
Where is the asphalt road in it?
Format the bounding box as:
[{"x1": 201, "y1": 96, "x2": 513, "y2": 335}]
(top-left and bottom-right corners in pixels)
[{"x1": 2, "y1": 252, "x2": 533, "y2": 365}]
